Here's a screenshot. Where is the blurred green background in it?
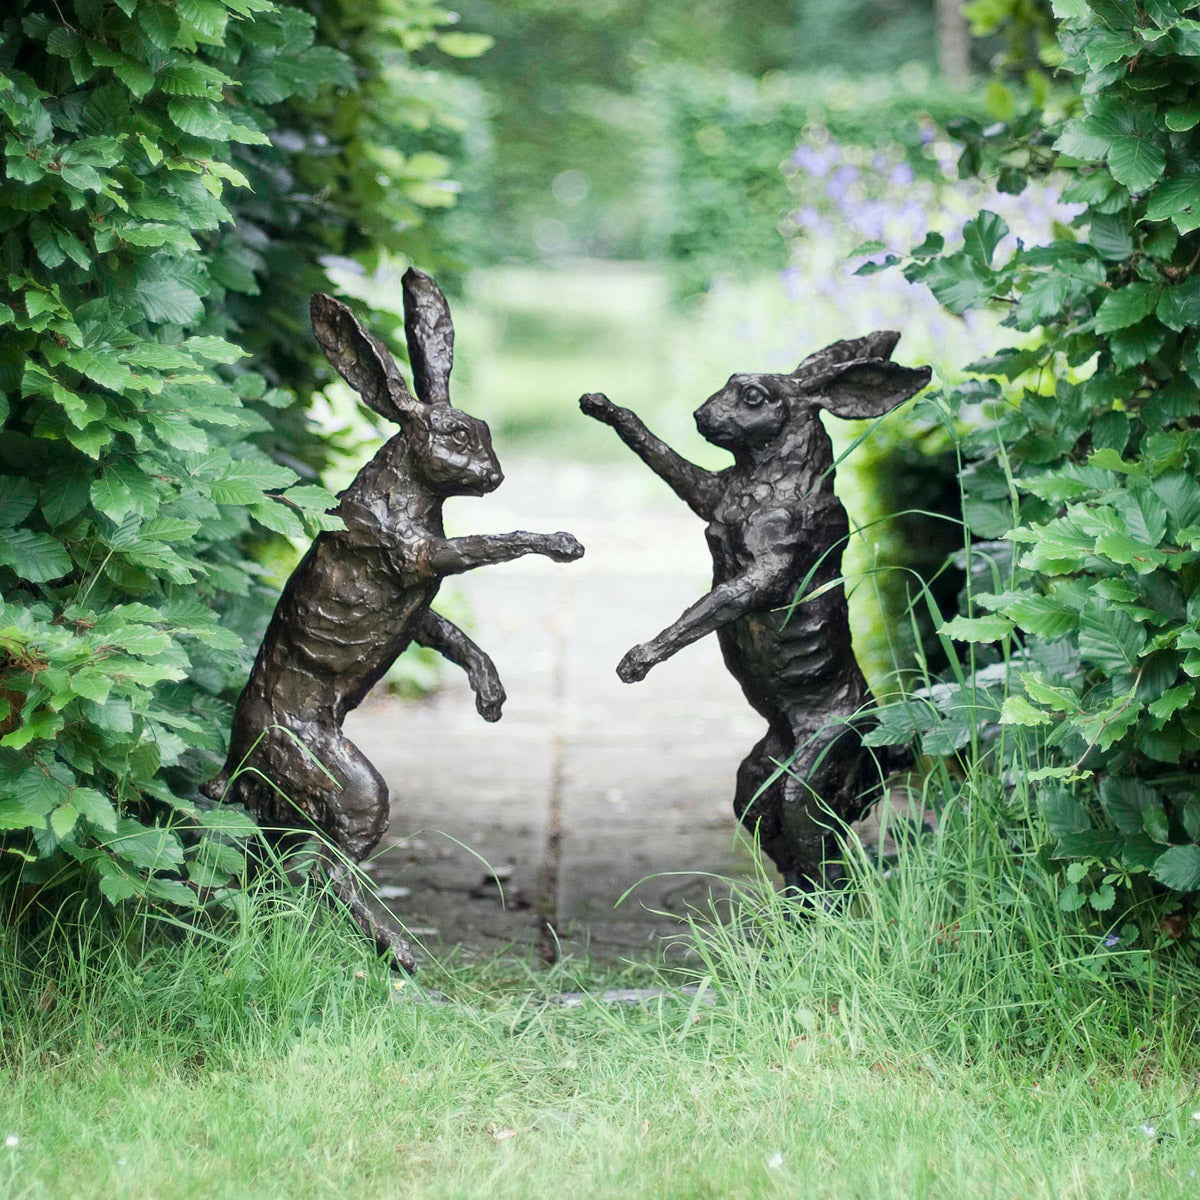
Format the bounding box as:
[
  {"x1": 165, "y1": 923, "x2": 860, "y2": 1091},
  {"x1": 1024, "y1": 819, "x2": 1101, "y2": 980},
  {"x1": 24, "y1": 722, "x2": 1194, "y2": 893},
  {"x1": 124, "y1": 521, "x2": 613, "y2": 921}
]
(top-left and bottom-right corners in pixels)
[{"x1": 323, "y1": 0, "x2": 1055, "y2": 686}]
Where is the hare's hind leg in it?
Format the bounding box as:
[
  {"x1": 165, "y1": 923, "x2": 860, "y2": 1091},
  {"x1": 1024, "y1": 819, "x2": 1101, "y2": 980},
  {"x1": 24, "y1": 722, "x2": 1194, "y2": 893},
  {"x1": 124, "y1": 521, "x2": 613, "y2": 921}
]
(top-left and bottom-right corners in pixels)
[
  {"x1": 313, "y1": 730, "x2": 416, "y2": 974},
  {"x1": 733, "y1": 724, "x2": 798, "y2": 881},
  {"x1": 777, "y1": 720, "x2": 876, "y2": 894},
  {"x1": 319, "y1": 729, "x2": 391, "y2": 863}
]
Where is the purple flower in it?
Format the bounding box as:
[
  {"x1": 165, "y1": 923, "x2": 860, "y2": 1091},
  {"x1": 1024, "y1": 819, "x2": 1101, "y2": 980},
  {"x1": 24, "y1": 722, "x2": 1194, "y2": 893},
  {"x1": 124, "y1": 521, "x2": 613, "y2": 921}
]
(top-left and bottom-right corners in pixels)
[
  {"x1": 889, "y1": 162, "x2": 915, "y2": 187},
  {"x1": 853, "y1": 200, "x2": 890, "y2": 241},
  {"x1": 1104, "y1": 932, "x2": 1121, "y2": 948},
  {"x1": 791, "y1": 143, "x2": 839, "y2": 178},
  {"x1": 825, "y1": 171, "x2": 858, "y2": 205}
]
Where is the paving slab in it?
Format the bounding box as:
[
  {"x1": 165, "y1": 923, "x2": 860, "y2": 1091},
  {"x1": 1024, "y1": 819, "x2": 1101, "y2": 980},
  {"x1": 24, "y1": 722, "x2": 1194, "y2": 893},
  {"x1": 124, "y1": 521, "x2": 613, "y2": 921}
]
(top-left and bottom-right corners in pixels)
[{"x1": 345, "y1": 459, "x2": 771, "y2": 964}]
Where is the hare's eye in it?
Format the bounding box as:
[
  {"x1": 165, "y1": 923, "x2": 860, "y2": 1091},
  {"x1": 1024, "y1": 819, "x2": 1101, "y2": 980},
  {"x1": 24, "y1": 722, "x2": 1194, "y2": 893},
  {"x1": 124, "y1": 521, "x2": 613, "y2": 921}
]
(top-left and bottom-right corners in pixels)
[
  {"x1": 452, "y1": 428, "x2": 470, "y2": 448},
  {"x1": 742, "y1": 387, "x2": 767, "y2": 408}
]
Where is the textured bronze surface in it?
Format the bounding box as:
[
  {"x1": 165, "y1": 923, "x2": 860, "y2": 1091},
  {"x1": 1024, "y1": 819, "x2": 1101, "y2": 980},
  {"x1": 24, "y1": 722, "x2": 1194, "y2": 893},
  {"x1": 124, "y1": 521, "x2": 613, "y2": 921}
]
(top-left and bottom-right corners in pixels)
[
  {"x1": 206, "y1": 270, "x2": 584, "y2": 968},
  {"x1": 580, "y1": 332, "x2": 930, "y2": 890}
]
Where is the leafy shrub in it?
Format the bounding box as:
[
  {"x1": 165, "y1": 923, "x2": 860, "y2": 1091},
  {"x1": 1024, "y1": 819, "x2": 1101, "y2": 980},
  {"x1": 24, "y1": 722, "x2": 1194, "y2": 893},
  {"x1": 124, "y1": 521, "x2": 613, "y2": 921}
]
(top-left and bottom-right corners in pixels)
[
  {"x1": 782, "y1": 126, "x2": 1088, "y2": 680},
  {"x1": 222, "y1": 0, "x2": 491, "y2": 473},
  {"x1": 0, "y1": 0, "x2": 479, "y2": 912},
  {"x1": 872, "y1": 0, "x2": 1200, "y2": 919},
  {"x1": 442, "y1": 1, "x2": 940, "y2": 263},
  {"x1": 648, "y1": 67, "x2": 992, "y2": 298}
]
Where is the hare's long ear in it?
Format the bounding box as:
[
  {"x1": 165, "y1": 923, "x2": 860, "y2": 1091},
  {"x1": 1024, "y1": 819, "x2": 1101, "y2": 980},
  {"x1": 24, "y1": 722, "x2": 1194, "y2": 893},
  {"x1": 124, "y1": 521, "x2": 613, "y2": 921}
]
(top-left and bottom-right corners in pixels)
[
  {"x1": 311, "y1": 293, "x2": 417, "y2": 424},
  {"x1": 800, "y1": 358, "x2": 932, "y2": 420},
  {"x1": 402, "y1": 267, "x2": 454, "y2": 406},
  {"x1": 794, "y1": 330, "x2": 901, "y2": 379}
]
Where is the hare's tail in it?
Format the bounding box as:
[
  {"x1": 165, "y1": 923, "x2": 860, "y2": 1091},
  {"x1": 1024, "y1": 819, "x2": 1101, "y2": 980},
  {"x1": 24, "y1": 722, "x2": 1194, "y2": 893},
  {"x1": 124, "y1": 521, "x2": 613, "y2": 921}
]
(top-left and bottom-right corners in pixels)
[{"x1": 200, "y1": 771, "x2": 229, "y2": 803}]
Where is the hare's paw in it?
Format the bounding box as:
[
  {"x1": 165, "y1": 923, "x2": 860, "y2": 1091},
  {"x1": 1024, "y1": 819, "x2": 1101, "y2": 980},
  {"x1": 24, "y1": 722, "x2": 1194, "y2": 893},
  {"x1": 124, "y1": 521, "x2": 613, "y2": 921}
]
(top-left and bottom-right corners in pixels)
[
  {"x1": 616, "y1": 643, "x2": 656, "y2": 684},
  {"x1": 579, "y1": 392, "x2": 617, "y2": 423},
  {"x1": 474, "y1": 676, "x2": 506, "y2": 723},
  {"x1": 542, "y1": 531, "x2": 585, "y2": 563}
]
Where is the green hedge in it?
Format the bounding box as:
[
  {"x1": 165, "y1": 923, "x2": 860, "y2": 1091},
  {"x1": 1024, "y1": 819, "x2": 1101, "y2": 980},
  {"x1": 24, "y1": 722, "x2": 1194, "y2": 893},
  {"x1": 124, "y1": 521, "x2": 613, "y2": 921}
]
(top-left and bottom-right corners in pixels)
[
  {"x1": 223, "y1": 0, "x2": 490, "y2": 473},
  {"x1": 0, "y1": 0, "x2": 480, "y2": 911},
  {"x1": 644, "y1": 67, "x2": 991, "y2": 297},
  {"x1": 873, "y1": 0, "x2": 1200, "y2": 918},
  {"x1": 440, "y1": 0, "x2": 940, "y2": 263}
]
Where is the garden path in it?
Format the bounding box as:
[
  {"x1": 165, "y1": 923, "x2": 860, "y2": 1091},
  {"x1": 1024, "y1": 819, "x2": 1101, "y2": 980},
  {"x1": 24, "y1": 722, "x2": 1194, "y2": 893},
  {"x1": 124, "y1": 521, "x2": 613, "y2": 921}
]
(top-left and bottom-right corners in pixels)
[{"x1": 346, "y1": 458, "x2": 766, "y2": 964}]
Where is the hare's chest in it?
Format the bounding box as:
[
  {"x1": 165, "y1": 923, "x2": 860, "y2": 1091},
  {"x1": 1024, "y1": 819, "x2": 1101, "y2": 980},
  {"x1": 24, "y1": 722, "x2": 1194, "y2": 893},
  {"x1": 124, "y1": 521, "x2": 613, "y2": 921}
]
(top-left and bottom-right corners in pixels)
[
  {"x1": 706, "y1": 488, "x2": 771, "y2": 568},
  {"x1": 705, "y1": 508, "x2": 752, "y2": 574}
]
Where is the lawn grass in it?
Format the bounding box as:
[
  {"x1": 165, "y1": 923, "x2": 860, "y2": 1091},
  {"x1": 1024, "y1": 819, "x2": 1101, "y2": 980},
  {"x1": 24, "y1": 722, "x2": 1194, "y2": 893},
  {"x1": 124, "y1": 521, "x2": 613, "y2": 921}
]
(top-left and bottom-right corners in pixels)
[
  {"x1": 7, "y1": 1010, "x2": 1197, "y2": 1200},
  {"x1": 3, "y1": 762, "x2": 1199, "y2": 1199}
]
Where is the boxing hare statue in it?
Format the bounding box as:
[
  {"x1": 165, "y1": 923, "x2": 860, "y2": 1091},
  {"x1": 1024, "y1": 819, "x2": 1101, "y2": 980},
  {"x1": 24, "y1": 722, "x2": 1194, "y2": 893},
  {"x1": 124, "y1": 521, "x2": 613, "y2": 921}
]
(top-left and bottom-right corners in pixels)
[
  {"x1": 207, "y1": 269, "x2": 584, "y2": 970},
  {"x1": 580, "y1": 331, "x2": 929, "y2": 892}
]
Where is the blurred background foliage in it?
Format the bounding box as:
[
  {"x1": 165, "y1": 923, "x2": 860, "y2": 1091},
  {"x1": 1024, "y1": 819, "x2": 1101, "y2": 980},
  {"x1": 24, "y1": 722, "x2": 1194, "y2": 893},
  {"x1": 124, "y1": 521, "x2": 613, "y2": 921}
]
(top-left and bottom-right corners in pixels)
[{"x1": 441, "y1": 0, "x2": 984, "y2": 270}]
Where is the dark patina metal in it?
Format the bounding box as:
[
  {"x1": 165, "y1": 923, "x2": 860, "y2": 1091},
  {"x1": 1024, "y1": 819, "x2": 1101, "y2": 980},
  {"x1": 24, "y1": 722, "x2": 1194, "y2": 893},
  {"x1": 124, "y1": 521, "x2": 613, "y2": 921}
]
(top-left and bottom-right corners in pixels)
[
  {"x1": 580, "y1": 332, "x2": 930, "y2": 890},
  {"x1": 206, "y1": 270, "x2": 584, "y2": 969}
]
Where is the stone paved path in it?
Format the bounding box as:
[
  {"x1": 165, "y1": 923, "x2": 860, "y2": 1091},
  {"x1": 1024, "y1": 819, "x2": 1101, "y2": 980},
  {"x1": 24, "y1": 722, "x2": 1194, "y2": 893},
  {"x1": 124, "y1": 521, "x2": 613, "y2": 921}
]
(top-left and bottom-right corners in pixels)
[{"x1": 346, "y1": 459, "x2": 767, "y2": 964}]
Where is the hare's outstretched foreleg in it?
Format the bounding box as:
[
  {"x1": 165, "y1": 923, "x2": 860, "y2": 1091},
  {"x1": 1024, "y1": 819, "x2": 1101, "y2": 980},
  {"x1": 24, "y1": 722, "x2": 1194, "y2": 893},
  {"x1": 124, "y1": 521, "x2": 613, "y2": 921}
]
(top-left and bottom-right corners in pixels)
[
  {"x1": 422, "y1": 530, "x2": 583, "y2": 576},
  {"x1": 616, "y1": 559, "x2": 786, "y2": 682},
  {"x1": 412, "y1": 609, "x2": 505, "y2": 721},
  {"x1": 579, "y1": 393, "x2": 720, "y2": 518},
  {"x1": 617, "y1": 577, "x2": 757, "y2": 682},
  {"x1": 617, "y1": 509, "x2": 795, "y2": 682}
]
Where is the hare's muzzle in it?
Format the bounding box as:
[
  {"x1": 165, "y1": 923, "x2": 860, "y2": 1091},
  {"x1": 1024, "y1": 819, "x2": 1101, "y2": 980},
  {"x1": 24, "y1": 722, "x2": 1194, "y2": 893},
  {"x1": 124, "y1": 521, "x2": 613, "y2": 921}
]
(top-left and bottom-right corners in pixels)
[
  {"x1": 695, "y1": 402, "x2": 730, "y2": 445},
  {"x1": 476, "y1": 464, "x2": 504, "y2": 493}
]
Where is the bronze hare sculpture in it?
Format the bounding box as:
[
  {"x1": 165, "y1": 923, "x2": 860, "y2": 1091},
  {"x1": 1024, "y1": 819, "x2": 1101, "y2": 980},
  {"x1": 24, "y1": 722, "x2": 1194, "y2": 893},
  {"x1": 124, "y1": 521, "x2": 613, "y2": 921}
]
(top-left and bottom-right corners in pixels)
[
  {"x1": 580, "y1": 332, "x2": 930, "y2": 892},
  {"x1": 207, "y1": 269, "x2": 584, "y2": 970}
]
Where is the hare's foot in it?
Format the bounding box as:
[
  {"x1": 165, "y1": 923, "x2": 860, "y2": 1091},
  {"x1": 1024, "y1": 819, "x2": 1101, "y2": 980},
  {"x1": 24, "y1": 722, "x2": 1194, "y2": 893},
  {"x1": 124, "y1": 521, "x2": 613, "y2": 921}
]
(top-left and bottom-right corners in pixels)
[
  {"x1": 373, "y1": 921, "x2": 418, "y2": 975},
  {"x1": 321, "y1": 858, "x2": 417, "y2": 974},
  {"x1": 616, "y1": 641, "x2": 658, "y2": 683},
  {"x1": 539, "y1": 531, "x2": 584, "y2": 562},
  {"x1": 774, "y1": 722, "x2": 874, "y2": 895}
]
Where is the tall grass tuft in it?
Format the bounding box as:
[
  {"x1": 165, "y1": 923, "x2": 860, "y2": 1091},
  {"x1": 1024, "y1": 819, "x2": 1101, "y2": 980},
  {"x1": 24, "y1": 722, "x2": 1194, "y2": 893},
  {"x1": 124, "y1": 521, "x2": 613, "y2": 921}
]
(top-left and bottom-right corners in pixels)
[
  {"x1": 676, "y1": 753, "x2": 1200, "y2": 1076},
  {"x1": 0, "y1": 875, "x2": 406, "y2": 1075}
]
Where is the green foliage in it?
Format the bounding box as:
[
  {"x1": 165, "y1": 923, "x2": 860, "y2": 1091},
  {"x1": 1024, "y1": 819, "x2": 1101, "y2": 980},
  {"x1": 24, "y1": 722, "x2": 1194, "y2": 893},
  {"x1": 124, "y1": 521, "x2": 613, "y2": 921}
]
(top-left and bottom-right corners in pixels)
[
  {"x1": 875, "y1": 0, "x2": 1200, "y2": 917},
  {"x1": 443, "y1": 1, "x2": 939, "y2": 265},
  {"x1": 0, "y1": 0, "x2": 479, "y2": 911},
  {"x1": 222, "y1": 0, "x2": 489, "y2": 472},
  {"x1": 442, "y1": 0, "x2": 800, "y2": 262},
  {"x1": 964, "y1": 0, "x2": 1062, "y2": 75},
  {"x1": 649, "y1": 68, "x2": 990, "y2": 297}
]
